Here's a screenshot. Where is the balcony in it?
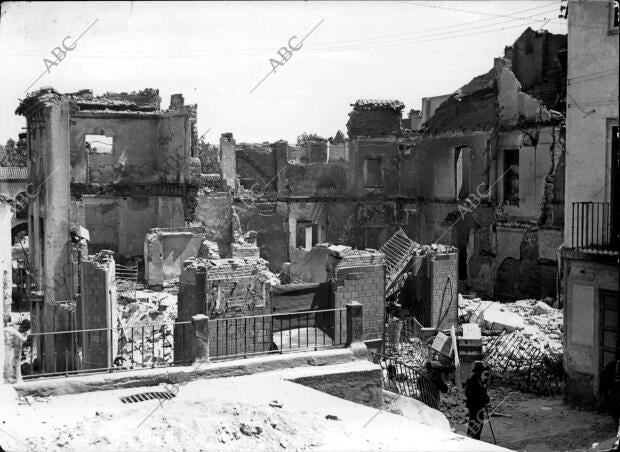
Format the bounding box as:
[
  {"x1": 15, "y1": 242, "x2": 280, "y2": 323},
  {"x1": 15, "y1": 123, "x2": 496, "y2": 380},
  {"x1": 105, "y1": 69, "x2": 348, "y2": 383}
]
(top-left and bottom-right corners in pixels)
[{"x1": 571, "y1": 202, "x2": 618, "y2": 255}]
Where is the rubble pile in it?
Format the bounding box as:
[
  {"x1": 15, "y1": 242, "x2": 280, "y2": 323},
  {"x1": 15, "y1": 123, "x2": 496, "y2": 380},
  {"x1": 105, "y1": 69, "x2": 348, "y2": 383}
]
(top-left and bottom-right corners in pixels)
[
  {"x1": 458, "y1": 296, "x2": 563, "y2": 357},
  {"x1": 412, "y1": 243, "x2": 458, "y2": 256},
  {"x1": 115, "y1": 290, "x2": 178, "y2": 367},
  {"x1": 391, "y1": 337, "x2": 429, "y2": 370},
  {"x1": 439, "y1": 386, "x2": 468, "y2": 425}
]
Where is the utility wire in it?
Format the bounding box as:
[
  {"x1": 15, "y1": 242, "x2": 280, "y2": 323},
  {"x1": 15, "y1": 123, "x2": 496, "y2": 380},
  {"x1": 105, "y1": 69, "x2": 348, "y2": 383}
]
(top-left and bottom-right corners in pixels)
[
  {"x1": 308, "y1": 2, "x2": 560, "y2": 50},
  {"x1": 310, "y1": 9, "x2": 561, "y2": 53},
  {"x1": 407, "y1": 2, "x2": 606, "y2": 31},
  {"x1": 5, "y1": 5, "x2": 562, "y2": 58}
]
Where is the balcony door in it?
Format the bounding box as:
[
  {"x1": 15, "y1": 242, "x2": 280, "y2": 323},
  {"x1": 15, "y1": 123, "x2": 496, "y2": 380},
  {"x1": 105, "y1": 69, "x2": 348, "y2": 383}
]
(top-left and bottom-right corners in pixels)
[{"x1": 600, "y1": 290, "x2": 619, "y2": 371}]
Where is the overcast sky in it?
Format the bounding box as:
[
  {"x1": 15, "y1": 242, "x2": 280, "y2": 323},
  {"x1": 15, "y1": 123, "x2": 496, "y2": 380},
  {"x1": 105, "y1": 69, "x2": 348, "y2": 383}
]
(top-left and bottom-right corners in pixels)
[{"x1": 0, "y1": 1, "x2": 567, "y2": 145}]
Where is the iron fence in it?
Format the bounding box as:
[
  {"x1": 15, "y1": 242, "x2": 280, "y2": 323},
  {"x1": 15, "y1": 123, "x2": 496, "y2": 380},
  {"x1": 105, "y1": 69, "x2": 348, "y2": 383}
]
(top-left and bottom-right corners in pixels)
[
  {"x1": 371, "y1": 351, "x2": 440, "y2": 409},
  {"x1": 483, "y1": 331, "x2": 563, "y2": 396},
  {"x1": 209, "y1": 308, "x2": 346, "y2": 360},
  {"x1": 23, "y1": 321, "x2": 192, "y2": 379},
  {"x1": 572, "y1": 202, "x2": 617, "y2": 255}
]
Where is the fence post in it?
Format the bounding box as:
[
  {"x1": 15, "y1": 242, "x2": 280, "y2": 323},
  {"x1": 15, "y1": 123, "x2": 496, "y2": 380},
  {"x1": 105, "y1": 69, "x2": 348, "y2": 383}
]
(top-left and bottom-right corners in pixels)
[
  {"x1": 346, "y1": 301, "x2": 367, "y2": 358},
  {"x1": 192, "y1": 314, "x2": 210, "y2": 364}
]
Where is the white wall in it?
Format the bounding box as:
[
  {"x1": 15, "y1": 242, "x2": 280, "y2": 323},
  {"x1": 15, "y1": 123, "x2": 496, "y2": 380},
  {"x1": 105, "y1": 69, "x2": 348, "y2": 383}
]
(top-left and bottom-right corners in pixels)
[{"x1": 564, "y1": 0, "x2": 619, "y2": 246}]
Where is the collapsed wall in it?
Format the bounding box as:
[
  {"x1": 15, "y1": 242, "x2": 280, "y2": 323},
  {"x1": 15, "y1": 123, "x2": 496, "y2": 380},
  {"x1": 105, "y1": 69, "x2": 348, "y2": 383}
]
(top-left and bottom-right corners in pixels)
[
  {"x1": 174, "y1": 256, "x2": 277, "y2": 361},
  {"x1": 144, "y1": 227, "x2": 209, "y2": 289}
]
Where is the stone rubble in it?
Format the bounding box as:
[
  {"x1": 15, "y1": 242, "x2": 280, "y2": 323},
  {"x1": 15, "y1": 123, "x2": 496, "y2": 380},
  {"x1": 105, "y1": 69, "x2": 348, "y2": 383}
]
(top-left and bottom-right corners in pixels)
[
  {"x1": 115, "y1": 289, "x2": 178, "y2": 367},
  {"x1": 458, "y1": 295, "x2": 563, "y2": 357}
]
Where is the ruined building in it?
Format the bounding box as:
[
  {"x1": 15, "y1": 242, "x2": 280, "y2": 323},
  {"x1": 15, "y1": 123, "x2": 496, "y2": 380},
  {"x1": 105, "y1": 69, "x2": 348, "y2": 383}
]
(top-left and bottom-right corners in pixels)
[
  {"x1": 419, "y1": 28, "x2": 567, "y2": 301},
  {"x1": 14, "y1": 88, "x2": 212, "y2": 371},
  {"x1": 235, "y1": 28, "x2": 567, "y2": 304},
  {"x1": 561, "y1": 0, "x2": 619, "y2": 408}
]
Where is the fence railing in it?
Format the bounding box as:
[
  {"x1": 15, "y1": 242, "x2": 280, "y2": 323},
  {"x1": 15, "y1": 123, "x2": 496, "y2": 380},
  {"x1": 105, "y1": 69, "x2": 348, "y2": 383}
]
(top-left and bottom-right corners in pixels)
[
  {"x1": 371, "y1": 352, "x2": 440, "y2": 409},
  {"x1": 23, "y1": 308, "x2": 348, "y2": 379},
  {"x1": 483, "y1": 331, "x2": 563, "y2": 396},
  {"x1": 571, "y1": 202, "x2": 617, "y2": 255},
  {"x1": 207, "y1": 308, "x2": 347, "y2": 360},
  {"x1": 23, "y1": 321, "x2": 192, "y2": 379}
]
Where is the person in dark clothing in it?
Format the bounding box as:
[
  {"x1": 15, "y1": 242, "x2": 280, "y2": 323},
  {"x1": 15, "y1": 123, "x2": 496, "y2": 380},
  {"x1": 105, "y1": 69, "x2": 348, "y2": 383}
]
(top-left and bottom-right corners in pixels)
[
  {"x1": 425, "y1": 361, "x2": 448, "y2": 394},
  {"x1": 465, "y1": 361, "x2": 490, "y2": 440}
]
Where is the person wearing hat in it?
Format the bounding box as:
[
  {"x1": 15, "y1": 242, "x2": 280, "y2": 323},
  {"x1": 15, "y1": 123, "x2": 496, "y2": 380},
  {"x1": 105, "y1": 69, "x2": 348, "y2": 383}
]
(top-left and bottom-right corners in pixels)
[{"x1": 465, "y1": 361, "x2": 490, "y2": 440}]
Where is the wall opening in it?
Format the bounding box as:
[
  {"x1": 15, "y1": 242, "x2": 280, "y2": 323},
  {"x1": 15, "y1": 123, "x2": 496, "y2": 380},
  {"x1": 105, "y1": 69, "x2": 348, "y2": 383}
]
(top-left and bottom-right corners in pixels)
[
  {"x1": 85, "y1": 135, "x2": 113, "y2": 154},
  {"x1": 364, "y1": 158, "x2": 382, "y2": 188},
  {"x1": 455, "y1": 146, "x2": 470, "y2": 200},
  {"x1": 295, "y1": 220, "x2": 318, "y2": 250},
  {"x1": 503, "y1": 148, "x2": 520, "y2": 206}
]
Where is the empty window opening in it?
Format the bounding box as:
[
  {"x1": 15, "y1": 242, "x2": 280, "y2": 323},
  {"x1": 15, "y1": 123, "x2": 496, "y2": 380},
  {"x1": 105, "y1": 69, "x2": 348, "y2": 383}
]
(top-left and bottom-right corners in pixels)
[
  {"x1": 85, "y1": 135, "x2": 113, "y2": 154},
  {"x1": 364, "y1": 158, "x2": 382, "y2": 187},
  {"x1": 455, "y1": 146, "x2": 470, "y2": 199},
  {"x1": 295, "y1": 221, "x2": 318, "y2": 250},
  {"x1": 503, "y1": 149, "x2": 520, "y2": 206}
]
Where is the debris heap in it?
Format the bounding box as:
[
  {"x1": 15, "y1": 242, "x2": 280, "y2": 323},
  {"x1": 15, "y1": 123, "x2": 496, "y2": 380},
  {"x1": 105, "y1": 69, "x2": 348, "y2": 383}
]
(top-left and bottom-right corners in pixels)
[{"x1": 458, "y1": 296, "x2": 563, "y2": 357}]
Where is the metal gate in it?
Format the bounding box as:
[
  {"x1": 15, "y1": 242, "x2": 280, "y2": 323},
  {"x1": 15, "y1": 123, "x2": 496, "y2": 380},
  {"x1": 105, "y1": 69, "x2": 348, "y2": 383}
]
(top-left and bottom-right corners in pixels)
[{"x1": 371, "y1": 351, "x2": 440, "y2": 409}]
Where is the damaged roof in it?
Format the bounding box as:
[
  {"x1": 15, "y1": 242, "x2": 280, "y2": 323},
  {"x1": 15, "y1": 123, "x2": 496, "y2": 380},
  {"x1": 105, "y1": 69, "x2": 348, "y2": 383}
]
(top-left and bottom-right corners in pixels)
[
  {"x1": 424, "y1": 27, "x2": 566, "y2": 134},
  {"x1": 16, "y1": 87, "x2": 163, "y2": 115},
  {"x1": 350, "y1": 99, "x2": 405, "y2": 112}
]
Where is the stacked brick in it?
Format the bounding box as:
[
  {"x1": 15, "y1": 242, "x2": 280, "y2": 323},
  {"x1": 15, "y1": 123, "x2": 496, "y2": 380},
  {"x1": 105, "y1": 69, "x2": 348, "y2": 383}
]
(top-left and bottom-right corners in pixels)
[{"x1": 328, "y1": 249, "x2": 385, "y2": 344}]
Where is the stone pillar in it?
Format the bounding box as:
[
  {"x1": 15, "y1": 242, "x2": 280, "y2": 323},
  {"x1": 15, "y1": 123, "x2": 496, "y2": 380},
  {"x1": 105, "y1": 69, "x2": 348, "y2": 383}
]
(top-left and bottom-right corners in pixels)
[
  {"x1": 42, "y1": 101, "x2": 73, "y2": 372},
  {"x1": 346, "y1": 301, "x2": 363, "y2": 344},
  {"x1": 0, "y1": 200, "x2": 12, "y2": 382},
  {"x1": 346, "y1": 301, "x2": 367, "y2": 358},
  {"x1": 192, "y1": 314, "x2": 210, "y2": 363},
  {"x1": 219, "y1": 133, "x2": 236, "y2": 194}
]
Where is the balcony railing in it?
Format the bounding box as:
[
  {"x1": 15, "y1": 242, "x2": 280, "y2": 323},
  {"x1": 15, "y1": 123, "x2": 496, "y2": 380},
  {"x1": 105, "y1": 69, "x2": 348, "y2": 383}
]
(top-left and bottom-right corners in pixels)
[{"x1": 571, "y1": 202, "x2": 618, "y2": 255}]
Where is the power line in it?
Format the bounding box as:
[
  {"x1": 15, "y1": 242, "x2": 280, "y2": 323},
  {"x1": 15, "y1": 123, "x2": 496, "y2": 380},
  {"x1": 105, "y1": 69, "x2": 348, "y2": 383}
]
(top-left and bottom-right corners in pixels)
[
  {"x1": 310, "y1": 21, "x2": 554, "y2": 54},
  {"x1": 308, "y1": 2, "x2": 560, "y2": 49},
  {"x1": 309, "y1": 9, "x2": 561, "y2": 52},
  {"x1": 407, "y1": 2, "x2": 604, "y2": 31},
  {"x1": 3, "y1": 5, "x2": 564, "y2": 58}
]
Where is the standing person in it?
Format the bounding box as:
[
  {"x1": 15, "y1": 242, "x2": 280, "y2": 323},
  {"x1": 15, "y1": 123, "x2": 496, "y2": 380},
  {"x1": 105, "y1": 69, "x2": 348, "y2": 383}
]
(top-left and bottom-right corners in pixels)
[
  {"x1": 465, "y1": 361, "x2": 490, "y2": 440},
  {"x1": 425, "y1": 361, "x2": 448, "y2": 394}
]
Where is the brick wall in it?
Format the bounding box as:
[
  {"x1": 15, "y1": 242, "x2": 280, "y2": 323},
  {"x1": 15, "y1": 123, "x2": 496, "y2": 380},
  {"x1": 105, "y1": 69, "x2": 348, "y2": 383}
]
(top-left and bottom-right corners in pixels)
[
  {"x1": 428, "y1": 253, "x2": 458, "y2": 329},
  {"x1": 79, "y1": 251, "x2": 118, "y2": 369},
  {"x1": 329, "y1": 250, "x2": 385, "y2": 343}
]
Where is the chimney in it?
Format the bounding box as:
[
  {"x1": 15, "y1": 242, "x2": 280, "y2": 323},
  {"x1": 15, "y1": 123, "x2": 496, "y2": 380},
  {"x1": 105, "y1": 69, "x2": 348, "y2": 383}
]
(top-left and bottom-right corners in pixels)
[{"x1": 170, "y1": 94, "x2": 184, "y2": 108}]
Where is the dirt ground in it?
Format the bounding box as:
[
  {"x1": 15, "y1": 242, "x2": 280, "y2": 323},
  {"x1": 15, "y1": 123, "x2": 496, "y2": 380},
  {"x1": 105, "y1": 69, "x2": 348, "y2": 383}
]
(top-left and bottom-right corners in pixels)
[
  {"x1": 1, "y1": 372, "x2": 506, "y2": 452},
  {"x1": 453, "y1": 391, "x2": 618, "y2": 451}
]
